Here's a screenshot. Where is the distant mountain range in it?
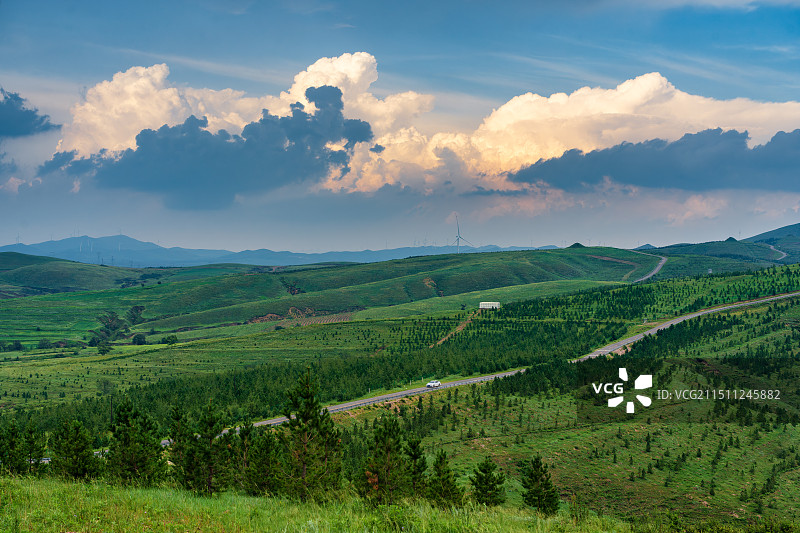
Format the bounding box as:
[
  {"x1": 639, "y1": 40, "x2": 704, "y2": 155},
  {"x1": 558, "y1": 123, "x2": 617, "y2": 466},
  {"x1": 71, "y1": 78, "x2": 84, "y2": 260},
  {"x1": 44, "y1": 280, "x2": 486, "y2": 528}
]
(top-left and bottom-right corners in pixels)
[{"x1": 0, "y1": 235, "x2": 558, "y2": 267}]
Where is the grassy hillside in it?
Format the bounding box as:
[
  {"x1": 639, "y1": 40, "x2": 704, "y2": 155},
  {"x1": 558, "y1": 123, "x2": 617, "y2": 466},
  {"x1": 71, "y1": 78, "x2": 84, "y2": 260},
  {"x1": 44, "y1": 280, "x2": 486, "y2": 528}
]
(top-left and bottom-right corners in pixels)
[
  {"x1": 0, "y1": 247, "x2": 659, "y2": 345},
  {"x1": 0, "y1": 253, "x2": 280, "y2": 295},
  {"x1": 654, "y1": 239, "x2": 785, "y2": 263},
  {"x1": 0, "y1": 252, "x2": 65, "y2": 272},
  {"x1": 0, "y1": 477, "x2": 631, "y2": 533},
  {"x1": 330, "y1": 295, "x2": 800, "y2": 526},
  {"x1": 5, "y1": 261, "x2": 800, "y2": 529}
]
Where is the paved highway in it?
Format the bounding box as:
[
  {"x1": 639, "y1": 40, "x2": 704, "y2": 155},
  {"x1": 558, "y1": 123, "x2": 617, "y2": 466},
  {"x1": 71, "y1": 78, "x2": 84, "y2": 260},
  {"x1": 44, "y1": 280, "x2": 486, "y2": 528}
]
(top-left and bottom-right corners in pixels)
[
  {"x1": 573, "y1": 290, "x2": 800, "y2": 362},
  {"x1": 630, "y1": 250, "x2": 667, "y2": 283},
  {"x1": 769, "y1": 244, "x2": 788, "y2": 261},
  {"x1": 160, "y1": 289, "x2": 800, "y2": 440},
  {"x1": 156, "y1": 369, "x2": 526, "y2": 444},
  {"x1": 251, "y1": 369, "x2": 525, "y2": 428}
]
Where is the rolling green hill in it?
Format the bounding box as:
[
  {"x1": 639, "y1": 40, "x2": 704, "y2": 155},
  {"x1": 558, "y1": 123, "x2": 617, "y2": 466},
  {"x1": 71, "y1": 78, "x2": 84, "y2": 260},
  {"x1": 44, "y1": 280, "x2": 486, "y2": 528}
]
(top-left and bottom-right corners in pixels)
[
  {"x1": 0, "y1": 252, "x2": 65, "y2": 272},
  {"x1": 5, "y1": 262, "x2": 800, "y2": 530},
  {"x1": 0, "y1": 252, "x2": 298, "y2": 296},
  {"x1": 0, "y1": 247, "x2": 661, "y2": 344},
  {"x1": 653, "y1": 239, "x2": 786, "y2": 263}
]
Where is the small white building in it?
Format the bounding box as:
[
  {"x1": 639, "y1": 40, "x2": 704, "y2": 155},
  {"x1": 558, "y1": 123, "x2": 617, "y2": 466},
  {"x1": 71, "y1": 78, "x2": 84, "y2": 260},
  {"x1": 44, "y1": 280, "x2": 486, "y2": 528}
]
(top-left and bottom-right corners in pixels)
[{"x1": 479, "y1": 302, "x2": 500, "y2": 309}]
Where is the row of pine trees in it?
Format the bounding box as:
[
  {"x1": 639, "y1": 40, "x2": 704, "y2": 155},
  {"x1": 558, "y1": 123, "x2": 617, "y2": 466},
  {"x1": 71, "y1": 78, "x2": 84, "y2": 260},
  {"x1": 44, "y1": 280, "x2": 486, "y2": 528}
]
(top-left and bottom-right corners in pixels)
[{"x1": 0, "y1": 371, "x2": 560, "y2": 514}]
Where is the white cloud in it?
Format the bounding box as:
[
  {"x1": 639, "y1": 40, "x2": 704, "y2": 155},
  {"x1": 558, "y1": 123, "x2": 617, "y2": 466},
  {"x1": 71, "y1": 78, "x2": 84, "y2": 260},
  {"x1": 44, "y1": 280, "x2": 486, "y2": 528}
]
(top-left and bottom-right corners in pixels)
[
  {"x1": 58, "y1": 53, "x2": 433, "y2": 158},
  {"x1": 329, "y1": 72, "x2": 800, "y2": 194},
  {"x1": 56, "y1": 59, "x2": 800, "y2": 202},
  {"x1": 666, "y1": 194, "x2": 728, "y2": 225},
  {"x1": 473, "y1": 185, "x2": 575, "y2": 221},
  {"x1": 58, "y1": 64, "x2": 273, "y2": 156},
  {"x1": 462, "y1": 72, "x2": 800, "y2": 174},
  {"x1": 751, "y1": 193, "x2": 800, "y2": 219},
  {"x1": 611, "y1": 0, "x2": 800, "y2": 8},
  {"x1": 0, "y1": 176, "x2": 26, "y2": 194}
]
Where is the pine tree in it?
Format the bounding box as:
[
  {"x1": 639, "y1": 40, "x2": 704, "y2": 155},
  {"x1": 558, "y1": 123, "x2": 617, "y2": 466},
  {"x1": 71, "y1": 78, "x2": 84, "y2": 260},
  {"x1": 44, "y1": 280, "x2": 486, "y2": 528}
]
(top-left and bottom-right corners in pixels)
[
  {"x1": 426, "y1": 450, "x2": 463, "y2": 507},
  {"x1": 51, "y1": 420, "x2": 101, "y2": 479},
  {"x1": 0, "y1": 418, "x2": 26, "y2": 474},
  {"x1": 106, "y1": 398, "x2": 166, "y2": 485},
  {"x1": 167, "y1": 405, "x2": 194, "y2": 489},
  {"x1": 361, "y1": 415, "x2": 409, "y2": 504},
  {"x1": 21, "y1": 422, "x2": 46, "y2": 476},
  {"x1": 189, "y1": 401, "x2": 229, "y2": 495},
  {"x1": 169, "y1": 402, "x2": 229, "y2": 495},
  {"x1": 520, "y1": 455, "x2": 559, "y2": 516},
  {"x1": 279, "y1": 368, "x2": 342, "y2": 501},
  {"x1": 406, "y1": 436, "x2": 427, "y2": 495},
  {"x1": 232, "y1": 422, "x2": 281, "y2": 496},
  {"x1": 469, "y1": 455, "x2": 506, "y2": 506}
]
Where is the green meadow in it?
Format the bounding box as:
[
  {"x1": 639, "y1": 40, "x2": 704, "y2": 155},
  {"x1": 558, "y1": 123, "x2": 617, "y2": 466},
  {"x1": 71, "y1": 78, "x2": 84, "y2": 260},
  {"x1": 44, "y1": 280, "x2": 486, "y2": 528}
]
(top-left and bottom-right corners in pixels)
[{"x1": 2, "y1": 244, "x2": 800, "y2": 530}]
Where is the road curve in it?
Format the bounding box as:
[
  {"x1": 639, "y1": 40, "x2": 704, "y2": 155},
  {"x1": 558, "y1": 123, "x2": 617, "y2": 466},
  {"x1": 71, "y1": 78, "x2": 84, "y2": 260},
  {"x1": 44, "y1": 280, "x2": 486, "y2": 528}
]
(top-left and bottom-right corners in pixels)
[
  {"x1": 630, "y1": 250, "x2": 667, "y2": 283},
  {"x1": 157, "y1": 369, "x2": 527, "y2": 444},
  {"x1": 769, "y1": 244, "x2": 788, "y2": 261},
  {"x1": 573, "y1": 290, "x2": 800, "y2": 362},
  {"x1": 161, "y1": 290, "x2": 800, "y2": 441},
  {"x1": 251, "y1": 369, "x2": 525, "y2": 428}
]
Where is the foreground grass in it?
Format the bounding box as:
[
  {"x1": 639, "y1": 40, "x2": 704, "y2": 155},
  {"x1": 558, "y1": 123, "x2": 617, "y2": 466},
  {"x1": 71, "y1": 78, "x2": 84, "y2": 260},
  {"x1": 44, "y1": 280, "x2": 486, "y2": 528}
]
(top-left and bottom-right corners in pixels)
[{"x1": 0, "y1": 477, "x2": 630, "y2": 533}]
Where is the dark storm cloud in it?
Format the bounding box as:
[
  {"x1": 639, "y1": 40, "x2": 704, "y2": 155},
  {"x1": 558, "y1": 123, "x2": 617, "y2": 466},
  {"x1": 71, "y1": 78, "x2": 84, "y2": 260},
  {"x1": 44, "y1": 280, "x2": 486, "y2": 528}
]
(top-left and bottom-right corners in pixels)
[
  {"x1": 510, "y1": 128, "x2": 800, "y2": 192},
  {"x1": 0, "y1": 88, "x2": 59, "y2": 139},
  {"x1": 43, "y1": 86, "x2": 372, "y2": 209}
]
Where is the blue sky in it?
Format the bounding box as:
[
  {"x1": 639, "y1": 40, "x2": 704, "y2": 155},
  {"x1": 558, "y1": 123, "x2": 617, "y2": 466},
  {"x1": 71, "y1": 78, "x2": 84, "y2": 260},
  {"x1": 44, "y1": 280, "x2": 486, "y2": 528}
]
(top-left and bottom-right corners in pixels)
[{"x1": 1, "y1": 0, "x2": 800, "y2": 251}]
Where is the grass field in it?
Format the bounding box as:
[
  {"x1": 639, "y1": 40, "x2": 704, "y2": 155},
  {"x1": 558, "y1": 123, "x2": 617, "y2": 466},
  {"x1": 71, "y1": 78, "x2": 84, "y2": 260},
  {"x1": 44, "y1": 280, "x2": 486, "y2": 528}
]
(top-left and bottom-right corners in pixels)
[
  {"x1": 0, "y1": 476, "x2": 633, "y2": 533},
  {"x1": 332, "y1": 298, "x2": 800, "y2": 526},
  {"x1": 653, "y1": 239, "x2": 784, "y2": 263},
  {"x1": 352, "y1": 279, "x2": 620, "y2": 320},
  {"x1": 3, "y1": 251, "x2": 800, "y2": 529},
  {"x1": 0, "y1": 247, "x2": 658, "y2": 346}
]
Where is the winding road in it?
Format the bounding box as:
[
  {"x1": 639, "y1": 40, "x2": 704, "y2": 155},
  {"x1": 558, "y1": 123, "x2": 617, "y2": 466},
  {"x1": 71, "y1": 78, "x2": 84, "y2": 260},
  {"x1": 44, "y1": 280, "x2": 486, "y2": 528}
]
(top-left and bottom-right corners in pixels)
[
  {"x1": 250, "y1": 369, "x2": 524, "y2": 428},
  {"x1": 769, "y1": 244, "x2": 788, "y2": 261},
  {"x1": 572, "y1": 289, "x2": 800, "y2": 362},
  {"x1": 630, "y1": 250, "x2": 668, "y2": 283},
  {"x1": 246, "y1": 289, "x2": 800, "y2": 429}
]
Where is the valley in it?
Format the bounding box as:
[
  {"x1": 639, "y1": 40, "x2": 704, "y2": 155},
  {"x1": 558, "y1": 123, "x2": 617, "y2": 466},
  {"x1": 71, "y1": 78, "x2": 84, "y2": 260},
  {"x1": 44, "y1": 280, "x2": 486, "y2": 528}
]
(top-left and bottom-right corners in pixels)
[{"x1": 1, "y1": 234, "x2": 799, "y2": 531}]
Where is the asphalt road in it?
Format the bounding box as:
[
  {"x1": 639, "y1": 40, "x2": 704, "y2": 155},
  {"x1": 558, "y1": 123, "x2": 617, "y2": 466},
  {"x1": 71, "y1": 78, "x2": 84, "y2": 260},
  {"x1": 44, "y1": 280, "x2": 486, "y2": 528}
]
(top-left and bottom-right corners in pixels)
[
  {"x1": 156, "y1": 369, "x2": 526, "y2": 444},
  {"x1": 573, "y1": 290, "x2": 800, "y2": 362},
  {"x1": 233, "y1": 289, "x2": 800, "y2": 430},
  {"x1": 157, "y1": 289, "x2": 800, "y2": 441},
  {"x1": 251, "y1": 369, "x2": 525, "y2": 428},
  {"x1": 769, "y1": 244, "x2": 788, "y2": 261},
  {"x1": 630, "y1": 250, "x2": 667, "y2": 283}
]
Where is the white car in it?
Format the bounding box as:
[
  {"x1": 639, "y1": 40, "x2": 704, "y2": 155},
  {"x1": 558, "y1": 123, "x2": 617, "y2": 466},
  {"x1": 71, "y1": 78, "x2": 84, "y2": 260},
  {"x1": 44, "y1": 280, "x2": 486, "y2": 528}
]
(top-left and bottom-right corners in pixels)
[{"x1": 426, "y1": 380, "x2": 441, "y2": 388}]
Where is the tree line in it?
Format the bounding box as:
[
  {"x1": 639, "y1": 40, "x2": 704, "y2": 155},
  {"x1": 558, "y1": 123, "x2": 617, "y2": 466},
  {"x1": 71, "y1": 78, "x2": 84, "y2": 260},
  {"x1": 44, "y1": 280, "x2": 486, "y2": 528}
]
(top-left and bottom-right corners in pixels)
[{"x1": 0, "y1": 371, "x2": 560, "y2": 515}]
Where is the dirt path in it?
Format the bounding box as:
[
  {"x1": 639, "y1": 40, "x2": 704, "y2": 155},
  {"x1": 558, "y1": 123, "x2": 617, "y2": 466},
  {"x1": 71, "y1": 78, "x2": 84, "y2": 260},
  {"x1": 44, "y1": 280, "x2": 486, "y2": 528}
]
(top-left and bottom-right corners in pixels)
[{"x1": 430, "y1": 309, "x2": 480, "y2": 347}]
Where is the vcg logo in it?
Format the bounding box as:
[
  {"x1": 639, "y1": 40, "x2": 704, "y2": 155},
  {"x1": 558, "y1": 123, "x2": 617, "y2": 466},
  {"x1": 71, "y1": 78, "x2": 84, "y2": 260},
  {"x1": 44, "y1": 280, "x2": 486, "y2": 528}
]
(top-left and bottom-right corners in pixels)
[{"x1": 591, "y1": 368, "x2": 653, "y2": 413}]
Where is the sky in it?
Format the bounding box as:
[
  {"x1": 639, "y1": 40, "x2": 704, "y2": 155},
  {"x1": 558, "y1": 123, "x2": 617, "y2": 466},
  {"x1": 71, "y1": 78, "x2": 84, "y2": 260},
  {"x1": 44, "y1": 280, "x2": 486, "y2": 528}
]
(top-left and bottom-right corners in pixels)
[{"x1": 1, "y1": 0, "x2": 800, "y2": 252}]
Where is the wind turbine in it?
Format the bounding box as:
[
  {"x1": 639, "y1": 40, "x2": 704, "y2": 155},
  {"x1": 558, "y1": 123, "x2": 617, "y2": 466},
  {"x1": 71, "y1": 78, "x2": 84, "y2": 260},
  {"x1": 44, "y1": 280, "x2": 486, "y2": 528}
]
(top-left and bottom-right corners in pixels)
[{"x1": 451, "y1": 216, "x2": 474, "y2": 254}]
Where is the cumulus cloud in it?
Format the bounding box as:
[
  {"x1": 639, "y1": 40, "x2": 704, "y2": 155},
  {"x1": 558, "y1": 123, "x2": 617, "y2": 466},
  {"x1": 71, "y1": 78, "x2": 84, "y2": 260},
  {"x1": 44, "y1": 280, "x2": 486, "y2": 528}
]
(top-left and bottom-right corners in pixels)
[
  {"x1": 58, "y1": 64, "x2": 266, "y2": 156},
  {"x1": 510, "y1": 128, "x2": 800, "y2": 192},
  {"x1": 46, "y1": 86, "x2": 372, "y2": 209},
  {"x1": 278, "y1": 53, "x2": 433, "y2": 135},
  {"x1": 329, "y1": 72, "x2": 800, "y2": 194},
  {"x1": 0, "y1": 176, "x2": 26, "y2": 194},
  {"x1": 58, "y1": 53, "x2": 431, "y2": 157},
  {"x1": 50, "y1": 59, "x2": 800, "y2": 205},
  {"x1": 452, "y1": 72, "x2": 800, "y2": 175},
  {"x1": 666, "y1": 194, "x2": 728, "y2": 225},
  {"x1": 0, "y1": 89, "x2": 59, "y2": 139}
]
